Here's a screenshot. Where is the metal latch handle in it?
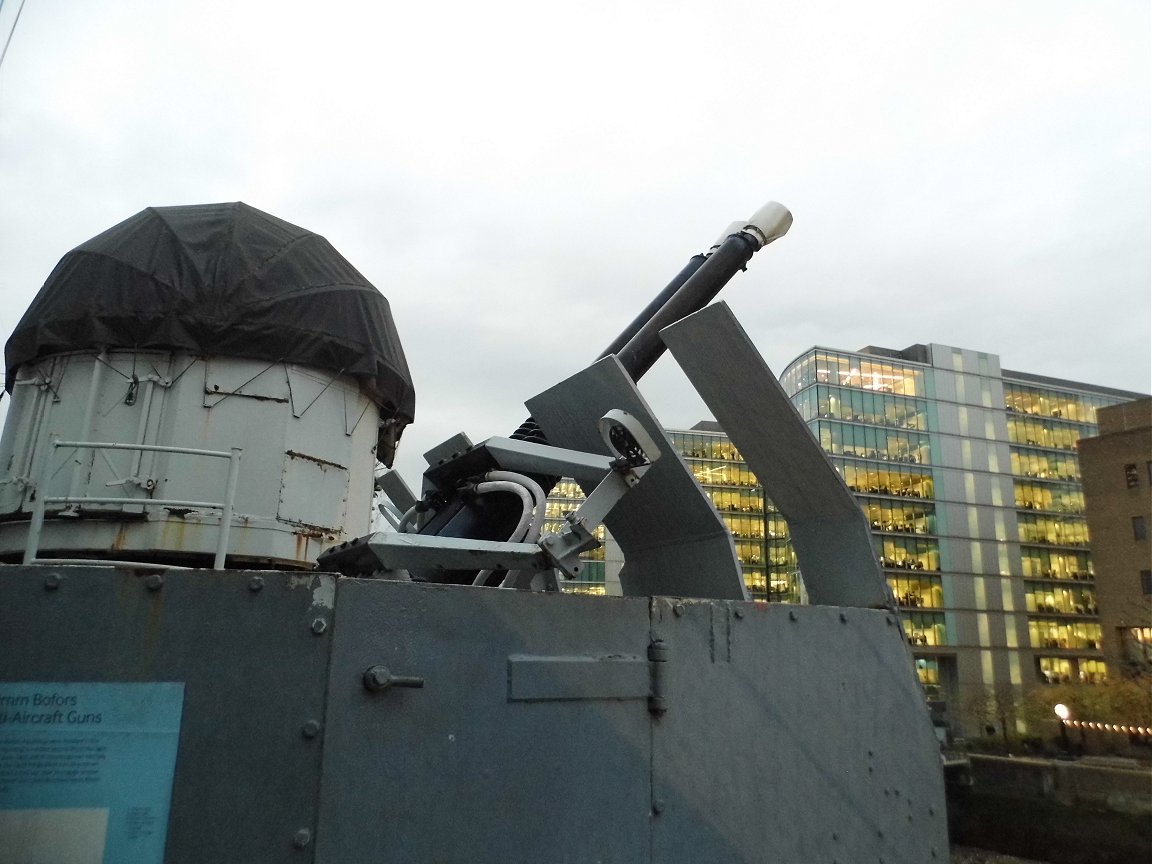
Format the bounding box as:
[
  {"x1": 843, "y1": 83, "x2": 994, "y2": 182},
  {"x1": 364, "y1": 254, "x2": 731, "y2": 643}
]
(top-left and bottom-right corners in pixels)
[{"x1": 362, "y1": 665, "x2": 425, "y2": 692}]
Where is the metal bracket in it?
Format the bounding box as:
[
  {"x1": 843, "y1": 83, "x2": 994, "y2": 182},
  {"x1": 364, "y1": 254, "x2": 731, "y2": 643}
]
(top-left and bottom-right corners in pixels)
[{"x1": 536, "y1": 417, "x2": 659, "y2": 579}]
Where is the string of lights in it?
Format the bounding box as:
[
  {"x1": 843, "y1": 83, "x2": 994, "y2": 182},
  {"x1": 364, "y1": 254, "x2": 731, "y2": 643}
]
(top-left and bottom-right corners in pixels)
[{"x1": 1062, "y1": 719, "x2": 1152, "y2": 738}]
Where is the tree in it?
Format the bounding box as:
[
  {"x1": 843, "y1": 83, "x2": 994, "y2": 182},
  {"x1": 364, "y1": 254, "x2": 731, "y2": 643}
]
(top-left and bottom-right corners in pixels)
[{"x1": 1019, "y1": 675, "x2": 1152, "y2": 731}]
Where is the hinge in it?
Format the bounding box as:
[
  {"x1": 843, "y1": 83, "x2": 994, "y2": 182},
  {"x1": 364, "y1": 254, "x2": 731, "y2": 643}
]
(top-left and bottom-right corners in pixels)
[{"x1": 648, "y1": 638, "x2": 669, "y2": 714}]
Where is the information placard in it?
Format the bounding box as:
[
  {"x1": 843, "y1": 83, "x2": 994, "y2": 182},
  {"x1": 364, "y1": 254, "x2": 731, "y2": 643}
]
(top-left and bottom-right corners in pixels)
[{"x1": 0, "y1": 682, "x2": 184, "y2": 864}]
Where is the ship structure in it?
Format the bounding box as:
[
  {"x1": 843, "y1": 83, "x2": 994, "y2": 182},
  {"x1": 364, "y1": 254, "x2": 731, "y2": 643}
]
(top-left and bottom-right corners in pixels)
[{"x1": 0, "y1": 202, "x2": 950, "y2": 863}]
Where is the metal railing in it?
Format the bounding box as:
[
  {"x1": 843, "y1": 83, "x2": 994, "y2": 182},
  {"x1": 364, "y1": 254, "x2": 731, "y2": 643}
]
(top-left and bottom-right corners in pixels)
[{"x1": 24, "y1": 437, "x2": 242, "y2": 570}]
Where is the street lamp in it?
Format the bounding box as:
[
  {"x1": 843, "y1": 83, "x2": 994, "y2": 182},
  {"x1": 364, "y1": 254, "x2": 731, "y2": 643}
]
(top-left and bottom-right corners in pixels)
[{"x1": 1054, "y1": 703, "x2": 1072, "y2": 757}]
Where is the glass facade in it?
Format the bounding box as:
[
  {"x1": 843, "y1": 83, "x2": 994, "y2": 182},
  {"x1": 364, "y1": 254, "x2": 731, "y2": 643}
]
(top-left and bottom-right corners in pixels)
[
  {"x1": 1002, "y1": 378, "x2": 1122, "y2": 690},
  {"x1": 668, "y1": 428, "x2": 800, "y2": 602},
  {"x1": 777, "y1": 345, "x2": 1140, "y2": 733},
  {"x1": 781, "y1": 348, "x2": 948, "y2": 696}
]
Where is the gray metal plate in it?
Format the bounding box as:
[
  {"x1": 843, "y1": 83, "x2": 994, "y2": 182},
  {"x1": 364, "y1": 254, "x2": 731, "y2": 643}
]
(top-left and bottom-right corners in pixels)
[
  {"x1": 661, "y1": 303, "x2": 890, "y2": 608},
  {"x1": 0, "y1": 567, "x2": 951, "y2": 863},
  {"x1": 0, "y1": 566, "x2": 333, "y2": 864},
  {"x1": 316, "y1": 580, "x2": 654, "y2": 864},
  {"x1": 648, "y1": 597, "x2": 950, "y2": 863},
  {"x1": 527, "y1": 356, "x2": 747, "y2": 600}
]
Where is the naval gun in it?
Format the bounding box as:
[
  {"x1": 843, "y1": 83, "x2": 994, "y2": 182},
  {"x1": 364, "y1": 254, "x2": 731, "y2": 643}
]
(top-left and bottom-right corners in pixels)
[{"x1": 0, "y1": 201, "x2": 950, "y2": 863}]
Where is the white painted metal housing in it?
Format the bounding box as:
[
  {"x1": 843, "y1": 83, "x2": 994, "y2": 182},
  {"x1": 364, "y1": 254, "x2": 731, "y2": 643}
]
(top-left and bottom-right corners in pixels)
[{"x1": 0, "y1": 349, "x2": 380, "y2": 568}]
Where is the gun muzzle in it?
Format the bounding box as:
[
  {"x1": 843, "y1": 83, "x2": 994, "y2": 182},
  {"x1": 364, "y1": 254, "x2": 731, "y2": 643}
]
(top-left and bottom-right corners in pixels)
[{"x1": 613, "y1": 201, "x2": 792, "y2": 381}]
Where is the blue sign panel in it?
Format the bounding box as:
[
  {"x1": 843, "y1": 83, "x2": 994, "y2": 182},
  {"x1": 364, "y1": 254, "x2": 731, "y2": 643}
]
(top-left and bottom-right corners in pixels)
[{"x1": 0, "y1": 682, "x2": 184, "y2": 864}]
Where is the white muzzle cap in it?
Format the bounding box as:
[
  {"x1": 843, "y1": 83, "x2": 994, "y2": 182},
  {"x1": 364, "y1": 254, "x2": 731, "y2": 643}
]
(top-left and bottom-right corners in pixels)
[{"x1": 742, "y1": 201, "x2": 793, "y2": 247}]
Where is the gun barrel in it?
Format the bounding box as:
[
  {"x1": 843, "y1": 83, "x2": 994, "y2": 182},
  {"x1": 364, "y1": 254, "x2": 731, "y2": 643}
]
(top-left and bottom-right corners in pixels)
[
  {"x1": 597, "y1": 253, "x2": 709, "y2": 361},
  {"x1": 419, "y1": 204, "x2": 791, "y2": 582},
  {"x1": 614, "y1": 202, "x2": 792, "y2": 381}
]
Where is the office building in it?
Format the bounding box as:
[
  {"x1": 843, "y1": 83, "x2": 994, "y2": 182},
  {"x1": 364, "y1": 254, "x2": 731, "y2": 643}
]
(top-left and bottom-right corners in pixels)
[{"x1": 778, "y1": 344, "x2": 1147, "y2": 735}]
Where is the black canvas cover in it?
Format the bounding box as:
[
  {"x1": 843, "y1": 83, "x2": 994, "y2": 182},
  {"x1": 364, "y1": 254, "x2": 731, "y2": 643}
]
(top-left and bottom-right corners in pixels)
[{"x1": 5, "y1": 202, "x2": 415, "y2": 423}]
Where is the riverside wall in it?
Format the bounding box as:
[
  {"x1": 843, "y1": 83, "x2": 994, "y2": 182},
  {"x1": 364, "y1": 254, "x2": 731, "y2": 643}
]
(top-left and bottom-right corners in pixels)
[{"x1": 947, "y1": 754, "x2": 1151, "y2": 864}]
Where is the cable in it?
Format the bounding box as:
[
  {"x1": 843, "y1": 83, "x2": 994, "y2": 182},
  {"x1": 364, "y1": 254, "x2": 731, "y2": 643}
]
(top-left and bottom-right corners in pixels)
[
  {"x1": 467, "y1": 479, "x2": 535, "y2": 587},
  {"x1": 396, "y1": 502, "x2": 422, "y2": 534},
  {"x1": 0, "y1": 0, "x2": 28, "y2": 77},
  {"x1": 484, "y1": 471, "x2": 547, "y2": 542},
  {"x1": 482, "y1": 470, "x2": 553, "y2": 589},
  {"x1": 473, "y1": 480, "x2": 533, "y2": 543}
]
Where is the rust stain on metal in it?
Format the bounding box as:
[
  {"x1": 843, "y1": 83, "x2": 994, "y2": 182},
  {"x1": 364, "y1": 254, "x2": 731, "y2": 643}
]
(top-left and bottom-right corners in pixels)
[
  {"x1": 160, "y1": 517, "x2": 189, "y2": 551},
  {"x1": 294, "y1": 525, "x2": 335, "y2": 562},
  {"x1": 110, "y1": 522, "x2": 130, "y2": 551},
  {"x1": 285, "y1": 450, "x2": 347, "y2": 471},
  {"x1": 292, "y1": 523, "x2": 334, "y2": 539}
]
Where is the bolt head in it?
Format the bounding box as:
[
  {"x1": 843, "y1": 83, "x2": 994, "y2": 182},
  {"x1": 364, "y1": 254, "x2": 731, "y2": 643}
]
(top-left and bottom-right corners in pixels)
[
  {"x1": 672, "y1": 602, "x2": 685, "y2": 617},
  {"x1": 310, "y1": 617, "x2": 328, "y2": 635},
  {"x1": 301, "y1": 720, "x2": 321, "y2": 739},
  {"x1": 43, "y1": 573, "x2": 61, "y2": 591},
  {"x1": 145, "y1": 573, "x2": 164, "y2": 591},
  {"x1": 292, "y1": 828, "x2": 312, "y2": 849},
  {"x1": 248, "y1": 575, "x2": 265, "y2": 592},
  {"x1": 734, "y1": 607, "x2": 745, "y2": 619},
  {"x1": 363, "y1": 666, "x2": 391, "y2": 690}
]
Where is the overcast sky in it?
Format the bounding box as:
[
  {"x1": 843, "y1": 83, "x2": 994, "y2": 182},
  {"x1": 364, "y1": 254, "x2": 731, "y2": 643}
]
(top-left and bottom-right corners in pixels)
[{"x1": 0, "y1": 0, "x2": 1148, "y2": 487}]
